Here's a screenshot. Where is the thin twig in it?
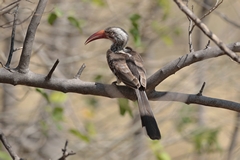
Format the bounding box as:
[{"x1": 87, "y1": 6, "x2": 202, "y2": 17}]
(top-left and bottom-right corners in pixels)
[
  {"x1": 204, "y1": 40, "x2": 210, "y2": 50},
  {"x1": 199, "y1": 0, "x2": 223, "y2": 21},
  {"x1": 190, "y1": 0, "x2": 223, "y2": 33},
  {"x1": 45, "y1": 59, "x2": 59, "y2": 81},
  {"x1": 194, "y1": 0, "x2": 240, "y2": 28},
  {"x1": 13, "y1": 47, "x2": 23, "y2": 52},
  {"x1": 74, "y1": 63, "x2": 86, "y2": 79},
  {"x1": 174, "y1": 0, "x2": 240, "y2": 63},
  {"x1": 0, "y1": 131, "x2": 23, "y2": 160},
  {"x1": 5, "y1": 4, "x2": 19, "y2": 68},
  {"x1": 17, "y1": 0, "x2": 48, "y2": 73},
  {"x1": 0, "y1": 0, "x2": 21, "y2": 16},
  {"x1": 0, "y1": 62, "x2": 14, "y2": 72},
  {"x1": 197, "y1": 82, "x2": 206, "y2": 96},
  {"x1": 58, "y1": 140, "x2": 76, "y2": 160}
]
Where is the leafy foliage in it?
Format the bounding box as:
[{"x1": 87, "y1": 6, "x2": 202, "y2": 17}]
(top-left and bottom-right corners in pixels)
[
  {"x1": 175, "y1": 105, "x2": 221, "y2": 155},
  {"x1": 156, "y1": 0, "x2": 171, "y2": 20},
  {"x1": 151, "y1": 21, "x2": 181, "y2": 45},
  {"x1": 129, "y1": 14, "x2": 142, "y2": 47},
  {"x1": 36, "y1": 90, "x2": 67, "y2": 130},
  {"x1": 67, "y1": 16, "x2": 83, "y2": 32},
  {"x1": 118, "y1": 98, "x2": 133, "y2": 117},
  {"x1": 69, "y1": 129, "x2": 91, "y2": 143},
  {"x1": 150, "y1": 141, "x2": 171, "y2": 160},
  {"x1": 83, "y1": 0, "x2": 106, "y2": 6},
  {"x1": 192, "y1": 128, "x2": 221, "y2": 154},
  {"x1": 48, "y1": 7, "x2": 63, "y2": 25},
  {"x1": 48, "y1": 7, "x2": 83, "y2": 32},
  {"x1": 36, "y1": 88, "x2": 50, "y2": 103},
  {"x1": 0, "y1": 151, "x2": 11, "y2": 160}
]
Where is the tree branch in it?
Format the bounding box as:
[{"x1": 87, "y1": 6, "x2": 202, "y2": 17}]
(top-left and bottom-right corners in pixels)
[
  {"x1": 173, "y1": 0, "x2": 240, "y2": 63},
  {"x1": 16, "y1": 0, "x2": 48, "y2": 73},
  {"x1": 0, "y1": 42, "x2": 240, "y2": 113},
  {"x1": 5, "y1": 4, "x2": 19, "y2": 68},
  {"x1": 147, "y1": 42, "x2": 240, "y2": 91},
  {"x1": 0, "y1": 131, "x2": 23, "y2": 160},
  {"x1": 0, "y1": 0, "x2": 21, "y2": 16},
  {"x1": 149, "y1": 91, "x2": 240, "y2": 112}
]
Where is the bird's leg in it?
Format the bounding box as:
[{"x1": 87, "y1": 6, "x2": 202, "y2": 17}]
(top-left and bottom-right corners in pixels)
[{"x1": 111, "y1": 78, "x2": 121, "y2": 85}]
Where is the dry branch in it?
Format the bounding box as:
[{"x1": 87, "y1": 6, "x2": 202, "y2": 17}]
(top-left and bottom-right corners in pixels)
[
  {"x1": 147, "y1": 42, "x2": 240, "y2": 90},
  {"x1": 16, "y1": 0, "x2": 48, "y2": 73},
  {"x1": 0, "y1": 42, "x2": 240, "y2": 112},
  {"x1": 0, "y1": 131, "x2": 23, "y2": 160},
  {"x1": 174, "y1": 0, "x2": 240, "y2": 63}
]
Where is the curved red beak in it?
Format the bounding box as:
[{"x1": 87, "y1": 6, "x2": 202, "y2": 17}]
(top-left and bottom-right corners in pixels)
[{"x1": 85, "y1": 30, "x2": 107, "y2": 45}]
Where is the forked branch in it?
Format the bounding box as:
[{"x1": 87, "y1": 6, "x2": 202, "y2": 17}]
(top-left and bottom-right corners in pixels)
[{"x1": 174, "y1": 0, "x2": 240, "y2": 63}]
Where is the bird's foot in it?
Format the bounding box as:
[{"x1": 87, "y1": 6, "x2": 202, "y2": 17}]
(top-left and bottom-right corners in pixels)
[{"x1": 111, "y1": 81, "x2": 118, "y2": 86}]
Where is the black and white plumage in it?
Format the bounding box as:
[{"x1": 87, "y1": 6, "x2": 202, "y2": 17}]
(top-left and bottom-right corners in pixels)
[{"x1": 85, "y1": 27, "x2": 161, "y2": 140}]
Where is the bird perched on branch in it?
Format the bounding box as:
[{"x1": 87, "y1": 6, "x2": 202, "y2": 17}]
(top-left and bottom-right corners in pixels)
[{"x1": 85, "y1": 27, "x2": 161, "y2": 140}]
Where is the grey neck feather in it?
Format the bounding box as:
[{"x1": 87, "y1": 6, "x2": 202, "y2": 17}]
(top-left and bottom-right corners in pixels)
[{"x1": 110, "y1": 36, "x2": 129, "y2": 53}]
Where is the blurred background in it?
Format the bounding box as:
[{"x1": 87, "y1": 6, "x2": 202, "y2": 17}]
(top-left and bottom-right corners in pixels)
[{"x1": 0, "y1": 0, "x2": 240, "y2": 159}]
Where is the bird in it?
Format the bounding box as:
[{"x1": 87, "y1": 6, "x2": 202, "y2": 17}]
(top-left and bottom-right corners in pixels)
[{"x1": 85, "y1": 27, "x2": 161, "y2": 140}]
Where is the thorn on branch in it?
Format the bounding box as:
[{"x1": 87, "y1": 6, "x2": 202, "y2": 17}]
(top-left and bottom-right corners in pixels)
[
  {"x1": 58, "y1": 140, "x2": 76, "y2": 160},
  {"x1": 74, "y1": 63, "x2": 86, "y2": 79},
  {"x1": 204, "y1": 40, "x2": 211, "y2": 50},
  {"x1": 0, "y1": 131, "x2": 23, "y2": 160},
  {"x1": 45, "y1": 59, "x2": 59, "y2": 81},
  {"x1": 5, "y1": 4, "x2": 19, "y2": 68},
  {"x1": 197, "y1": 82, "x2": 206, "y2": 96}
]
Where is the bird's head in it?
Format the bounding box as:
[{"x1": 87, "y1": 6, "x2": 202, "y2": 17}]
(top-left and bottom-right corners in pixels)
[{"x1": 85, "y1": 27, "x2": 129, "y2": 52}]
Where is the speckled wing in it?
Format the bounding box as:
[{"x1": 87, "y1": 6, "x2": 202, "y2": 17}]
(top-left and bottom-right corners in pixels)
[
  {"x1": 126, "y1": 47, "x2": 147, "y2": 89},
  {"x1": 106, "y1": 49, "x2": 141, "y2": 89}
]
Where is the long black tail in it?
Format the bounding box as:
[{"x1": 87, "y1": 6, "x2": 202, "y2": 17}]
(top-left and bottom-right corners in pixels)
[{"x1": 135, "y1": 89, "x2": 161, "y2": 140}]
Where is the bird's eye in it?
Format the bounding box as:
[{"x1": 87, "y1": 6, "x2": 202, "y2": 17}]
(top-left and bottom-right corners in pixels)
[{"x1": 108, "y1": 31, "x2": 115, "y2": 38}]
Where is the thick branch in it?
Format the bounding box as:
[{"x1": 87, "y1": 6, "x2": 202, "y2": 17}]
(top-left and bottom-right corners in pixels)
[
  {"x1": 149, "y1": 91, "x2": 240, "y2": 112},
  {"x1": 16, "y1": 0, "x2": 48, "y2": 73},
  {"x1": 0, "y1": 65, "x2": 240, "y2": 112},
  {"x1": 147, "y1": 42, "x2": 240, "y2": 90}
]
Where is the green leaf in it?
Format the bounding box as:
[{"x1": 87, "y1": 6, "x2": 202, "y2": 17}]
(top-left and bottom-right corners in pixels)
[
  {"x1": 86, "y1": 122, "x2": 96, "y2": 136},
  {"x1": 150, "y1": 141, "x2": 171, "y2": 160},
  {"x1": 162, "y1": 35, "x2": 173, "y2": 45},
  {"x1": 68, "y1": 16, "x2": 83, "y2": 32},
  {"x1": 48, "y1": 13, "x2": 57, "y2": 25},
  {"x1": 156, "y1": 0, "x2": 171, "y2": 20},
  {"x1": 35, "y1": 88, "x2": 50, "y2": 103},
  {"x1": 49, "y1": 91, "x2": 67, "y2": 104},
  {"x1": 192, "y1": 127, "x2": 221, "y2": 154},
  {"x1": 129, "y1": 13, "x2": 142, "y2": 47},
  {"x1": 94, "y1": 74, "x2": 103, "y2": 82},
  {"x1": 0, "y1": 151, "x2": 11, "y2": 160},
  {"x1": 91, "y1": 0, "x2": 105, "y2": 6},
  {"x1": 69, "y1": 129, "x2": 90, "y2": 143},
  {"x1": 47, "y1": 7, "x2": 63, "y2": 25},
  {"x1": 52, "y1": 107, "x2": 64, "y2": 122},
  {"x1": 39, "y1": 120, "x2": 49, "y2": 135},
  {"x1": 118, "y1": 98, "x2": 133, "y2": 117}
]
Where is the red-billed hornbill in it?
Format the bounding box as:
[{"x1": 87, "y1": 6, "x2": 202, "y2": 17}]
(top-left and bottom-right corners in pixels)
[{"x1": 85, "y1": 27, "x2": 161, "y2": 140}]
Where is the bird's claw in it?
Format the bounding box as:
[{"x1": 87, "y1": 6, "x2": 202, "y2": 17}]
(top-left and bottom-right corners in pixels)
[{"x1": 111, "y1": 81, "x2": 118, "y2": 85}]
